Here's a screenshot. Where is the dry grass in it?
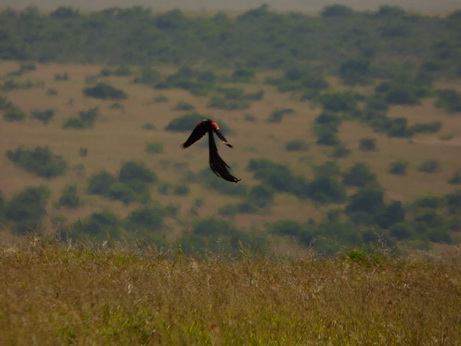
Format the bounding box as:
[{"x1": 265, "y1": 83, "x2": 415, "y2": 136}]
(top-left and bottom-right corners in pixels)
[{"x1": 0, "y1": 242, "x2": 460, "y2": 344}]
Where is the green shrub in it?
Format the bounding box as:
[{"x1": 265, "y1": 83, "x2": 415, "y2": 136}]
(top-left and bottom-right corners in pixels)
[
  {"x1": 268, "y1": 108, "x2": 294, "y2": 123},
  {"x1": 285, "y1": 140, "x2": 309, "y2": 151},
  {"x1": 448, "y1": 171, "x2": 461, "y2": 184},
  {"x1": 6, "y1": 146, "x2": 67, "y2": 178},
  {"x1": 3, "y1": 107, "x2": 26, "y2": 121},
  {"x1": 119, "y1": 161, "x2": 157, "y2": 184},
  {"x1": 359, "y1": 137, "x2": 377, "y2": 151},
  {"x1": 83, "y1": 82, "x2": 127, "y2": 100},
  {"x1": 63, "y1": 107, "x2": 99, "y2": 129},
  {"x1": 435, "y1": 89, "x2": 461, "y2": 112},
  {"x1": 343, "y1": 162, "x2": 377, "y2": 187},
  {"x1": 309, "y1": 175, "x2": 347, "y2": 204},
  {"x1": 145, "y1": 142, "x2": 163, "y2": 154},
  {"x1": 313, "y1": 124, "x2": 340, "y2": 146},
  {"x1": 31, "y1": 109, "x2": 55, "y2": 124},
  {"x1": 173, "y1": 101, "x2": 195, "y2": 111},
  {"x1": 70, "y1": 211, "x2": 123, "y2": 242},
  {"x1": 417, "y1": 159, "x2": 439, "y2": 173},
  {"x1": 248, "y1": 184, "x2": 275, "y2": 208},
  {"x1": 126, "y1": 206, "x2": 171, "y2": 231},
  {"x1": 173, "y1": 184, "x2": 190, "y2": 196},
  {"x1": 87, "y1": 170, "x2": 117, "y2": 196},
  {"x1": 108, "y1": 181, "x2": 150, "y2": 204},
  {"x1": 6, "y1": 186, "x2": 51, "y2": 234},
  {"x1": 388, "y1": 160, "x2": 408, "y2": 175},
  {"x1": 231, "y1": 67, "x2": 255, "y2": 82},
  {"x1": 165, "y1": 112, "x2": 206, "y2": 132},
  {"x1": 56, "y1": 185, "x2": 81, "y2": 209}
]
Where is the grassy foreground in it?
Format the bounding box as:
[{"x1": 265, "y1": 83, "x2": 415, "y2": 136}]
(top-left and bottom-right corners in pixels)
[{"x1": 0, "y1": 243, "x2": 460, "y2": 344}]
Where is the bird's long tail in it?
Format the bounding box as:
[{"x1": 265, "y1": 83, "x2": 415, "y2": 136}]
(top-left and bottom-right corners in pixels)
[{"x1": 208, "y1": 131, "x2": 240, "y2": 183}]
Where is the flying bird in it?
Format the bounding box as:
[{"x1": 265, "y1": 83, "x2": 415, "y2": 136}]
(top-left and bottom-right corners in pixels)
[{"x1": 181, "y1": 119, "x2": 240, "y2": 183}]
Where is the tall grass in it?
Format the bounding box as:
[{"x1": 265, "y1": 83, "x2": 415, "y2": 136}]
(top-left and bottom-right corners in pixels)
[{"x1": 0, "y1": 242, "x2": 460, "y2": 344}]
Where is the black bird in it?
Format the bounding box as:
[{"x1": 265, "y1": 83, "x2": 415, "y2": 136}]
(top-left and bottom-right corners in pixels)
[{"x1": 181, "y1": 119, "x2": 240, "y2": 183}]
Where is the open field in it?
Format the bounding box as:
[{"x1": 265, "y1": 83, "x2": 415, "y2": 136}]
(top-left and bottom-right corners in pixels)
[
  {"x1": 0, "y1": 243, "x2": 460, "y2": 344},
  {"x1": 1, "y1": 61, "x2": 461, "y2": 253}
]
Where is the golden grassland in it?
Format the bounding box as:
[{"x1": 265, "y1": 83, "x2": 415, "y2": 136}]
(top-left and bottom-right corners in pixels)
[
  {"x1": 0, "y1": 242, "x2": 460, "y2": 344},
  {"x1": 1, "y1": 61, "x2": 461, "y2": 245}
]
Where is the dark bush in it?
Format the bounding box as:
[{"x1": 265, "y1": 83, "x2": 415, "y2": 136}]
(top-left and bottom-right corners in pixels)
[
  {"x1": 285, "y1": 140, "x2": 309, "y2": 151},
  {"x1": 71, "y1": 211, "x2": 123, "y2": 242},
  {"x1": 313, "y1": 124, "x2": 340, "y2": 146},
  {"x1": 6, "y1": 146, "x2": 67, "y2": 178},
  {"x1": 248, "y1": 184, "x2": 275, "y2": 208},
  {"x1": 30, "y1": 109, "x2": 55, "y2": 124},
  {"x1": 119, "y1": 161, "x2": 157, "y2": 184},
  {"x1": 173, "y1": 101, "x2": 195, "y2": 111},
  {"x1": 318, "y1": 92, "x2": 358, "y2": 113},
  {"x1": 435, "y1": 89, "x2": 461, "y2": 112},
  {"x1": 3, "y1": 107, "x2": 26, "y2": 121},
  {"x1": 268, "y1": 108, "x2": 294, "y2": 123},
  {"x1": 84, "y1": 82, "x2": 127, "y2": 100},
  {"x1": 308, "y1": 175, "x2": 347, "y2": 204},
  {"x1": 87, "y1": 170, "x2": 117, "y2": 196},
  {"x1": 359, "y1": 137, "x2": 377, "y2": 151},
  {"x1": 56, "y1": 185, "x2": 81, "y2": 209},
  {"x1": 6, "y1": 186, "x2": 50, "y2": 234},
  {"x1": 417, "y1": 159, "x2": 439, "y2": 173},
  {"x1": 388, "y1": 160, "x2": 408, "y2": 175},
  {"x1": 165, "y1": 112, "x2": 206, "y2": 132},
  {"x1": 126, "y1": 206, "x2": 170, "y2": 231},
  {"x1": 343, "y1": 162, "x2": 377, "y2": 187},
  {"x1": 145, "y1": 142, "x2": 163, "y2": 154}
]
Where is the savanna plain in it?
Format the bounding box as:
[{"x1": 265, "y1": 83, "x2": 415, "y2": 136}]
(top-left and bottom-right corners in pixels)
[{"x1": 1, "y1": 4, "x2": 461, "y2": 344}]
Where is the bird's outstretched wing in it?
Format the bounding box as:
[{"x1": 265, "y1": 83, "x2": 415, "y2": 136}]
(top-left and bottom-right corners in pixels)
[
  {"x1": 181, "y1": 121, "x2": 211, "y2": 149},
  {"x1": 210, "y1": 121, "x2": 233, "y2": 148},
  {"x1": 208, "y1": 132, "x2": 240, "y2": 183}
]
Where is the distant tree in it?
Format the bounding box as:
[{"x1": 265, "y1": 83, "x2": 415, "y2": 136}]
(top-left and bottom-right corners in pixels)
[
  {"x1": 343, "y1": 162, "x2": 377, "y2": 187},
  {"x1": 119, "y1": 161, "x2": 157, "y2": 184},
  {"x1": 87, "y1": 170, "x2": 117, "y2": 196},
  {"x1": 145, "y1": 142, "x2": 164, "y2": 154},
  {"x1": 313, "y1": 124, "x2": 340, "y2": 146},
  {"x1": 126, "y1": 206, "x2": 171, "y2": 231},
  {"x1": 165, "y1": 112, "x2": 207, "y2": 132},
  {"x1": 231, "y1": 66, "x2": 256, "y2": 82},
  {"x1": 248, "y1": 184, "x2": 275, "y2": 208},
  {"x1": 172, "y1": 101, "x2": 194, "y2": 111},
  {"x1": 448, "y1": 171, "x2": 461, "y2": 184},
  {"x1": 417, "y1": 159, "x2": 439, "y2": 173},
  {"x1": 321, "y1": 4, "x2": 355, "y2": 17},
  {"x1": 56, "y1": 185, "x2": 81, "y2": 209},
  {"x1": 268, "y1": 108, "x2": 294, "y2": 123},
  {"x1": 435, "y1": 89, "x2": 461, "y2": 112},
  {"x1": 285, "y1": 140, "x2": 309, "y2": 151},
  {"x1": 6, "y1": 146, "x2": 67, "y2": 178},
  {"x1": 346, "y1": 186, "x2": 385, "y2": 222},
  {"x1": 388, "y1": 160, "x2": 408, "y2": 175},
  {"x1": 83, "y1": 82, "x2": 127, "y2": 100},
  {"x1": 318, "y1": 92, "x2": 358, "y2": 113},
  {"x1": 308, "y1": 175, "x2": 347, "y2": 204},
  {"x1": 359, "y1": 137, "x2": 377, "y2": 151},
  {"x1": 339, "y1": 59, "x2": 371, "y2": 85},
  {"x1": 6, "y1": 186, "x2": 50, "y2": 234},
  {"x1": 71, "y1": 211, "x2": 122, "y2": 242},
  {"x1": 3, "y1": 107, "x2": 26, "y2": 121},
  {"x1": 31, "y1": 109, "x2": 55, "y2": 124}
]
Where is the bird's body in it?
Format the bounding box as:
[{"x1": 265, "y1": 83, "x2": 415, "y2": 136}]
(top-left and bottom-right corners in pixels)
[{"x1": 181, "y1": 119, "x2": 240, "y2": 183}]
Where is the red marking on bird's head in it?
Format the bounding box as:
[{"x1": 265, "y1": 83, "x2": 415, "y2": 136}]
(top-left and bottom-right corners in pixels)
[{"x1": 211, "y1": 121, "x2": 219, "y2": 130}]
